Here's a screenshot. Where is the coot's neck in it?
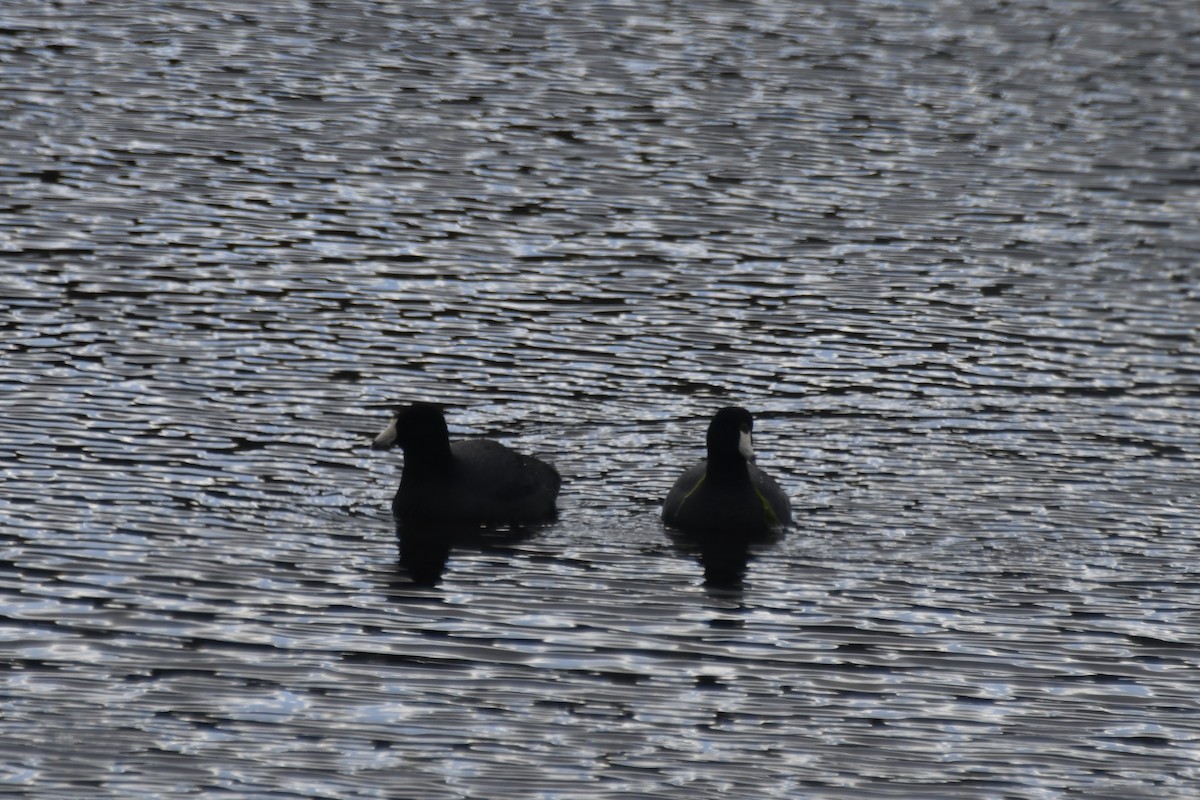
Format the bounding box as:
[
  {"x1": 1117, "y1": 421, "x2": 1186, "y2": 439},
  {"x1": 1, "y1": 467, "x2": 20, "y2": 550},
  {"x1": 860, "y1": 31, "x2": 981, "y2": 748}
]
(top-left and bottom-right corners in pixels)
[
  {"x1": 705, "y1": 449, "x2": 751, "y2": 483},
  {"x1": 402, "y1": 437, "x2": 455, "y2": 478}
]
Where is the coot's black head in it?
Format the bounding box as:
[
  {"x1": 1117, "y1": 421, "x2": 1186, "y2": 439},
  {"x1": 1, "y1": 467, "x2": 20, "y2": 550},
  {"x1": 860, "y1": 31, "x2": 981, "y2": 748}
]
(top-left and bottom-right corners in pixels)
[
  {"x1": 372, "y1": 402, "x2": 450, "y2": 453},
  {"x1": 706, "y1": 406, "x2": 755, "y2": 465}
]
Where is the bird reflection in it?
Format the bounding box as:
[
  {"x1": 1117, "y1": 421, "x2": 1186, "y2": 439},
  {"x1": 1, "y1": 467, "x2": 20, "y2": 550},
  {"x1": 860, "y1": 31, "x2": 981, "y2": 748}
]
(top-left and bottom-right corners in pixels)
[
  {"x1": 667, "y1": 527, "x2": 782, "y2": 591},
  {"x1": 394, "y1": 521, "x2": 537, "y2": 586}
]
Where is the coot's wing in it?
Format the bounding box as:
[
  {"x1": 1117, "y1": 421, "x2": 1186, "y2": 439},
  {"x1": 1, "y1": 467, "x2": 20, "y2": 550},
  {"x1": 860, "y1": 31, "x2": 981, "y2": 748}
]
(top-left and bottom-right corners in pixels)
[
  {"x1": 750, "y1": 464, "x2": 791, "y2": 528},
  {"x1": 451, "y1": 440, "x2": 560, "y2": 522},
  {"x1": 662, "y1": 460, "x2": 707, "y2": 525}
]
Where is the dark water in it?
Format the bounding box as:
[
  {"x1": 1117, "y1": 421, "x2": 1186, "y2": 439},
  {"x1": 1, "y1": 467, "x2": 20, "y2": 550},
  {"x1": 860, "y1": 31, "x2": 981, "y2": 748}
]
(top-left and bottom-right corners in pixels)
[{"x1": 3, "y1": 0, "x2": 1199, "y2": 797}]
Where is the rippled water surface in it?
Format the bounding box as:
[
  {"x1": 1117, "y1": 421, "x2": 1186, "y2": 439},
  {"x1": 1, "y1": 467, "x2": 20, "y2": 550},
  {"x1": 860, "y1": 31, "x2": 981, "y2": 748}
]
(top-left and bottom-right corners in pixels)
[{"x1": 3, "y1": 0, "x2": 1199, "y2": 797}]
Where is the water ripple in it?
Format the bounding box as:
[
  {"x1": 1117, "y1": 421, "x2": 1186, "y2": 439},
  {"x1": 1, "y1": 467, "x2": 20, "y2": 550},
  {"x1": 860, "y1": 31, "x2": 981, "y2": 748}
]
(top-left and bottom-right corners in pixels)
[{"x1": 2, "y1": 0, "x2": 1200, "y2": 797}]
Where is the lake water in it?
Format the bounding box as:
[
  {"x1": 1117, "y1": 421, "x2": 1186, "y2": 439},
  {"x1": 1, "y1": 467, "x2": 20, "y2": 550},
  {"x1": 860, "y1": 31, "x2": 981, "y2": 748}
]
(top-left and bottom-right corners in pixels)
[{"x1": 2, "y1": 0, "x2": 1199, "y2": 797}]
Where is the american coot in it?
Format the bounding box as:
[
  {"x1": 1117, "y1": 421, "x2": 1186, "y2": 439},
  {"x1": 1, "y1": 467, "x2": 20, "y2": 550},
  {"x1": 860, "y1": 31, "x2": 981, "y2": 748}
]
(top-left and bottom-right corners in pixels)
[
  {"x1": 372, "y1": 403, "x2": 561, "y2": 526},
  {"x1": 662, "y1": 407, "x2": 791, "y2": 537}
]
